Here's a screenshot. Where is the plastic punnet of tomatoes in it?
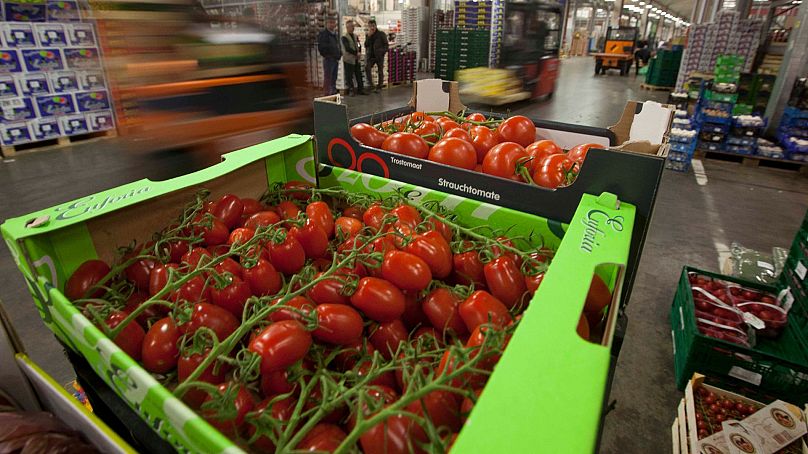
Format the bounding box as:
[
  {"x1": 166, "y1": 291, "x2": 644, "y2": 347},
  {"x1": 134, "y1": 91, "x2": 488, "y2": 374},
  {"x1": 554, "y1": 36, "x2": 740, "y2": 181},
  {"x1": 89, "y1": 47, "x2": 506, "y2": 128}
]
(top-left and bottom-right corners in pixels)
[{"x1": 2, "y1": 135, "x2": 635, "y2": 454}]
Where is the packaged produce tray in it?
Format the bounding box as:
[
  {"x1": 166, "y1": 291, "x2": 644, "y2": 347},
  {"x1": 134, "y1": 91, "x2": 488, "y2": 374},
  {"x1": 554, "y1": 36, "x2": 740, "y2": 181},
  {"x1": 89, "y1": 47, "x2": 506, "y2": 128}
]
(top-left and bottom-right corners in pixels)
[
  {"x1": 671, "y1": 266, "x2": 808, "y2": 402},
  {"x1": 670, "y1": 141, "x2": 697, "y2": 154},
  {"x1": 2, "y1": 134, "x2": 636, "y2": 453},
  {"x1": 667, "y1": 150, "x2": 692, "y2": 162},
  {"x1": 698, "y1": 140, "x2": 725, "y2": 152},
  {"x1": 665, "y1": 159, "x2": 691, "y2": 172},
  {"x1": 725, "y1": 144, "x2": 756, "y2": 155},
  {"x1": 700, "y1": 130, "x2": 727, "y2": 143}
]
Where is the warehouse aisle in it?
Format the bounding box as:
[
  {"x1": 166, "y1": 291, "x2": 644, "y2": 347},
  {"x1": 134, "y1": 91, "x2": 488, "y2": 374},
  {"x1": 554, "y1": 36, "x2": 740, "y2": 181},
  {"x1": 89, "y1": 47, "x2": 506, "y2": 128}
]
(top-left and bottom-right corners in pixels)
[{"x1": 0, "y1": 56, "x2": 806, "y2": 452}]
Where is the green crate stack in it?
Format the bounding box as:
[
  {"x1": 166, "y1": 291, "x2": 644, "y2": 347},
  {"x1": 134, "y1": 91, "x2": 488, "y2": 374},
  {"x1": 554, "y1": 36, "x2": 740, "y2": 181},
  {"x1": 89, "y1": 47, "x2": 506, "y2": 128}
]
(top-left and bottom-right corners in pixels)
[
  {"x1": 733, "y1": 104, "x2": 754, "y2": 116},
  {"x1": 645, "y1": 49, "x2": 682, "y2": 87},
  {"x1": 704, "y1": 90, "x2": 739, "y2": 103},
  {"x1": 714, "y1": 55, "x2": 744, "y2": 84},
  {"x1": 434, "y1": 28, "x2": 489, "y2": 79}
]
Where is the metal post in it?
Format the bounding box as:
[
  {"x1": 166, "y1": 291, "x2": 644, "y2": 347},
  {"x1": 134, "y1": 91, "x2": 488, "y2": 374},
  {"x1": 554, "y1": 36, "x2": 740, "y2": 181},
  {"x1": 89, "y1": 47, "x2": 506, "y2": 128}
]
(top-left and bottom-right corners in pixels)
[
  {"x1": 736, "y1": 0, "x2": 752, "y2": 17},
  {"x1": 641, "y1": 6, "x2": 649, "y2": 38},
  {"x1": 707, "y1": 0, "x2": 722, "y2": 22},
  {"x1": 697, "y1": 0, "x2": 710, "y2": 23},
  {"x1": 691, "y1": 0, "x2": 703, "y2": 23},
  {"x1": 612, "y1": 0, "x2": 624, "y2": 27},
  {"x1": 765, "y1": 0, "x2": 808, "y2": 134}
]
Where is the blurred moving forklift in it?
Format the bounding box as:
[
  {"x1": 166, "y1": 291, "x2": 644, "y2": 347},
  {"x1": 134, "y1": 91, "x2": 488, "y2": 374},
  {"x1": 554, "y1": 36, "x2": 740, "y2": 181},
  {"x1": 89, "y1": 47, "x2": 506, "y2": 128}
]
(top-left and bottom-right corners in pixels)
[{"x1": 591, "y1": 26, "x2": 639, "y2": 76}]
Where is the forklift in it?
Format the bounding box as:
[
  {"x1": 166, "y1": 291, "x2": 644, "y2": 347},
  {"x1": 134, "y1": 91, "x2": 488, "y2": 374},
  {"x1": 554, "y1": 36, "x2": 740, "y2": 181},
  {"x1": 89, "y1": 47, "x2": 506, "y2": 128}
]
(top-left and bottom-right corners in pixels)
[{"x1": 591, "y1": 26, "x2": 638, "y2": 76}]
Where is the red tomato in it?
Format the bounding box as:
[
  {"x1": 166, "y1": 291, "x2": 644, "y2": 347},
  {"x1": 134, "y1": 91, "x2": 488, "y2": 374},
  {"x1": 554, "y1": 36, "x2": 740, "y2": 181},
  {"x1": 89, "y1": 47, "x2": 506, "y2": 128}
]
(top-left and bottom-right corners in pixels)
[
  {"x1": 283, "y1": 181, "x2": 313, "y2": 201},
  {"x1": 428, "y1": 137, "x2": 477, "y2": 170},
  {"x1": 459, "y1": 290, "x2": 511, "y2": 331},
  {"x1": 469, "y1": 126, "x2": 499, "y2": 163},
  {"x1": 213, "y1": 257, "x2": 243, "y2": 279},
  {"x1": 406, "y1": 390, "x2": 462, "y2": 433},
  {"x1": 466, "y1": 112, "x2": 487, "y2": 123},
  {"x1": 333, "y1": 341, "x2": 377, "y2": 372},
  {"x1": 567, "y1": 143, "x2": 601, "y2": 163},
  {"x1": 413, "y1": 121, "x2": 441, "y2": 139},
  {"x1": 460, "y1": 389, "x2": 483, "y2": 422},
  {"x1": 335, "y1": 216, "x2": 363, "y2": 238},
  {"x1": 298, "y1": 423, "x2": 347, "y2": 452},
  {"x1": 350, "y1": 277, "x2": 406, "y2": 322},
  {"x1": 104, "y1": 311, "x2": 145, "y2": 360},
  {"x1": 444, "y1": 127, "x2": 472, "y2": 142},
  {"x1": 243, "y1": 259, "x2": 282, "y2": 297},
  {"x1": 227, "y1": 227, "x2": 255, "y2": 246},
  {"x1": 212, "y1": 194, "x2": 244, "y2": 229},
  {"x1": 525, "y1": 272, "x2": 545, "y2": 295},
  {"x1": 308, "y1": 269, "x2": 352, "y2": 305},
  {"x1": 148, "y1": 263, "x2": 178, "y2": 297},
  {"x1": 496, "y1": 115, "x2": 536, "y2": 147},
  {"x1": 404, "y1": 231, "x2": 453, "y2": 279},
  {"x1": 532, "y1": 153, "x2": 574, "y2": 189},
  {"x1": 162, "y1": 241, "x2": 189, "y2": 264},
  {"x1": 124, "y1": 292, "x2": 162, "y2": 326},
  {"x1": 210, "y1": 275, "x2": 251, "y2": 318},
  {"x1": 351, "y1": 123, "x2": 389, "y2": 148},
  {"x1": 381, "y1": 250, "x2": 432, "y2": 292},
  {"x1": 435, "y1": 116, "x2": 461, "y2": 132},
  {"x1": 277, "y1": 200, "x2": 301, "y2": 221},
  {"x1": 199, "y1": 218, "x2": 229, "y2": 246},
  {"x1": 65, "y1": 259, "x2": 111, "y2": 300},
  {"x1": 260, "y1": 368, "x2": 297, "y2": 396},
  {"x1": 410, "y1": 111, "x2": 434, "y2": 123},
  {"x1": 314, "y1": 303, "x2": 364, "y2": 345},
  {"x1": 453, "y1": 251, "x2": 486, "y2": 288},
  {"x1": 125, "y1": 258, "x2": 155, "y2": 293},
  {"x1": 240, "y1": 198, "x2": 263, "y2": 217},
  {"x1": 525, "y1": 140, "x2": 563, "y2": 171},
  {"x1": 244, "y1": 210, "x2": 281, "y2": 231},
  {"x1": 181, "y1": 247, "x2": 211, "y2": 270},
  {"x1": 400, "y1": 292, "x2": 429, "y2": 329},
  {"x1": 269, "y1": 295, "x2": 315, "y2": 323},
  {"x1": 359, "y1": 413, "x2": 417, "y2": 454},
  {"x1": 247, "y1": 397, "x2": 295, "y2": 452},
  {"x1": 306, "y1": 201, "x2": 335, "y2": 238},
  {"x1": 428, "y1": 216, "x2": 453, "y2": 243},
  {"x1": 422, "y1": 288, "x2": 468, "y2": 337},
  {"x1": 289, "y1": 221, "x2": 330, "y2": 259},
  {"x1": 482, "y1": 142, "x2": 528, "y2": 179},
  {"x1": 369, "y1": 319, "x2": 408, "y2": 359},
  {"x1": 183, "y1": 302, "x2": 239, "y2": 342},
  {"x1": 268, "y1": 233, "x2": 306, "y2": 275},
  {"x1": 141, "y1": 317, "x2": 180, "y2": 374},
  {"x1": 382, "y1": 132, "x2": 430, "y2": 159},
  {"x1": 483, "y1": 256, "x2": 528, "y2": 309},
  {"x1": 390, "y1": 204, "x2": 422, "y2": 228},
  {"x1": 177, "y1": 349, "x2": 230, "y2": 408},
  {"x1": 176, "y1": 274, "x2": 210, "y2": 303},
  {"x1": 585, "y1": 275, "x2": 612, "y2": 313},
  {"x1": 249, "y1": 319, "x2": 312, "y2": 373},
  {"x1": 202, "y1": 383, "x2": 255, "y2": 438},
  {"x1": 362, "y1": 203, "x2": 388, "y2": 232}
]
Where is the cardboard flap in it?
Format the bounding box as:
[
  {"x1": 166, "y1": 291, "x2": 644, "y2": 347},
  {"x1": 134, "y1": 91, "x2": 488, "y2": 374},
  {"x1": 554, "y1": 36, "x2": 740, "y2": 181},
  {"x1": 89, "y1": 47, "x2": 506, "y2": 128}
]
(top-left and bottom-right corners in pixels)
[
  {"x1": 408, "y1": 79, "x2": 465, "y2": 114},
  {"x1": 609, "y1": 100, "x2": 674, "y2": 145}
]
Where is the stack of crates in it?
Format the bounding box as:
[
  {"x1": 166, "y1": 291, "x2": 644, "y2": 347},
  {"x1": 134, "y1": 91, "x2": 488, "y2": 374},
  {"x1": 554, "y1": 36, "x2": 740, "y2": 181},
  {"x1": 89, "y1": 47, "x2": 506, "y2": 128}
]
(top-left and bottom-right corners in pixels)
[
  {"x1": 778, "y1": 107, "x2": 808, "y2": 162},
  {"x1": 454, "y1": 0, "x2": 493, "y2": 29},
  {"x1": 666, "y1": 110, "x2": 699, "y2": 172},
  {"x1": 726, "y1": 115, "x2": 764, "y2": 156},
  {"x1": 713, "y1": 54, "x2": 744, "y2": 84},
  {"x1": 434, "y1": 28, "x2": 489, "y2": 80},
  {"x1": 387, "y1": 48, "x2": 416, "y2": 85},
  {"x1": 645, "y1": 48, "x2": 683, "y2": 87},
  {"x1": 735, "y1": 73, "x2": 776, "y2": 116}
]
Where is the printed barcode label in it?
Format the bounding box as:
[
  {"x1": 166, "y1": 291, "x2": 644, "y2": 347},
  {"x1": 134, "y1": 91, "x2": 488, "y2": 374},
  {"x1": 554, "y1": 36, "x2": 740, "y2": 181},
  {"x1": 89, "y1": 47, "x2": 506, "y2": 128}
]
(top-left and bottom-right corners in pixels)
[
  {"x1": 795, "y1": 261, "x2": 806, "y2": 280},
  {"x1": 728, "y1": 366, "x2": 762, "y2": 386},
  {"x1": 756, "y1": 260, "x2": 774, "y2": 271}
]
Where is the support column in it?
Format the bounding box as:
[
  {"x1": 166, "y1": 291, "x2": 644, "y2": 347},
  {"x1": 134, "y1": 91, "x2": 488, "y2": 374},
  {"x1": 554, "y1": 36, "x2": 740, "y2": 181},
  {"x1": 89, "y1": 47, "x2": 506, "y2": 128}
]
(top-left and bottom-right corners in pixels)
[
  {"x1": 691, "y1": 0, "x2": 703, "y2": 23},
  {"x1": 765, "y1": 0, "x2": 808, "y2": 134},
  {"x1": 736, "y1": 0, "x2": 752, "y2": 18},
  {"x1": 641, "y1": 6, "x2": 649, "y2": 39},
  {"x1": 697, "y1": 0, "x2": 710, "y2": 23},
  {"x1": 611, "y1": 0, "x2": 624, "y2": 27},
  {"x1": 707, "y1": 0, "x2": 722, "y2": 22}
]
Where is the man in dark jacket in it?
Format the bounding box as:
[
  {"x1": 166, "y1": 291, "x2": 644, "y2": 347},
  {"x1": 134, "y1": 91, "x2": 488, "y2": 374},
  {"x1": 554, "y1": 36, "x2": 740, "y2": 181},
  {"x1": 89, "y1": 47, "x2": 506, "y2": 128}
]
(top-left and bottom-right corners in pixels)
[
  {"x1": 364, "y1": 19, "x2": 388, "y2": 92},
  {"x1": 317, "y1": 17, "x2": 341, "y2": 95},
  {"x1": 341, "y1": 19, "x2": 366, "y2": 95}
]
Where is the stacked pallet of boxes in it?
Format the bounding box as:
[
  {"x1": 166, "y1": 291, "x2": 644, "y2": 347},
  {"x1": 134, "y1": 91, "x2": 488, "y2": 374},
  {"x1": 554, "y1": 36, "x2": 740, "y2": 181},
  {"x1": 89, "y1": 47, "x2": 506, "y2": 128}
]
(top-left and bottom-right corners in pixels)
[
  {"x1": 0, "y1": 2, "x2": 114, "y2": 155},
  {"x1": 402, "y1": 7, "x2": 427, "y2": 70},
  {"x1": 454, "y1": 0, "x2": 493, "y2": 29},
  {"x1": 386, "y1": 47, "x2": 416, "y2": 85},
  {"x1": 434, "y1": 28, "x2": 489, "y2": 81},
  {"x1": 645, "y1": 48, "x2": 682, "y2": 88},
  {"x1": 694, "y1": 56, "x2": 742, "y2": 155},
  {"x1": 488, "y1": 0, "x2": 504, "y2": 67},
  {"x1": 428, "y1": 9, "x2": 453, "y2": 71},
  {"x1": 304, "y1": 4, "x2": 332, "y2": 90}
]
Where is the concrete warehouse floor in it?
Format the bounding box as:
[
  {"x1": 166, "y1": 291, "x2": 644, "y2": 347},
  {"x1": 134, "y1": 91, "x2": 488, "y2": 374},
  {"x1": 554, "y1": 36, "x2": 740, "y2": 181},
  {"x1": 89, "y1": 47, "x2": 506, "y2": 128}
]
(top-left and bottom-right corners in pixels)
[{"x1": 1, "y1": 57, "x2": 807, "y2": 452}]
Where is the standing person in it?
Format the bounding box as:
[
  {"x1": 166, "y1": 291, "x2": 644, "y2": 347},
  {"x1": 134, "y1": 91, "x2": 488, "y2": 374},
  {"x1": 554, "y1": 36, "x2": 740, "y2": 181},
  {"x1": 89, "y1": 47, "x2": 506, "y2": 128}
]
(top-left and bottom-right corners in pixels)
[
  {"x1": 317, "y1": 17, "x2": 341, "y2": 95},
  {"x1": 341, "y1": 20, "x2": 366, "y2": 96},
  {"x1": 364, "y1": 19, "x2": 388, "y2": 93}
]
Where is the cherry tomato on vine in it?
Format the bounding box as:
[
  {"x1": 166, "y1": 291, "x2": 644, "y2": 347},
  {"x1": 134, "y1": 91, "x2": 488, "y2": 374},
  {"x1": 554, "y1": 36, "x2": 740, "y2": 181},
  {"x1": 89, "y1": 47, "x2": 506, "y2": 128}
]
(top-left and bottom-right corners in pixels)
[
  {"x1": 289, "y1": 221, "x2": 330, "y2": 259},
  {"x1": 342, "y1": 205, "x2": 365, "y2": 220},
  {"x1": 66, "y1": 259, "x2": 111, "y2": 300},
  {"x1": 202, "y1": 383, "x2": 255, "y2": 438},
  {"x1": 482, "y1": 142, "x2": 528, "y2": 179},
  {"x1": 382, "y1": 132, "x2": 430, "y2": 159},
  {"x1": 283, "y1": 181, "x2": 313, "y2": 201},
  {"x1": 306, "y1": 201, "x2": 335, "y2": 238},
  {"x1": 469, "y1": 126, "x2": 499, "y2": 163},
  {"x1": 458, "y1": 290, "x2": 511, "y2": 331},
  {"x1": 124, "y1": 292, "x2": 163, "y2": 326},
  {"x1": 483, "y1": 256, "x2": 528, "y2": 309},
  {"x1": 444, "y1": 127, "x2": 472, "y2": 142},
  {"x1": 406, "y1": 390, "x2": 462, "y2": 433},
  {"x1": 244, "y1": 210, "x2": 281, "y2": 231},
  {"x1": 496, "y1": 115, "x2": 536, "y2": 147},
  {"x1": 335, "y1": 216, "x2": 364, "y2": 238},
  {"x1": 214, "y1": 257, "x2": 243, "y2": 279},
  {"x1": 163, "y1": 240, "x2": 190, "y2": 264},
  {"x1": 466, "y1": 112, "x2": 487, "y2": 123},
  {"x1": 212, "y1": 194, "x2": 244, "y2": 229},
  {"x1": 314, "y1": 303, "x2": 365, "y2": 345},
  {"x1": 404, "y1": 231, "x2": 453, "y2": 279},
  {"x1": 250, "y1": 320, "x2": 312, "y2": 373},
  {"x1": 413, "y1": 121, "x2": 441, "y2": 139},
  {"x1": 260, "y1": 368, "x2": 297, "y2": 396},
  {"x1": 391, "y1": 204, "x2": 422, "y2": 228},
  {"x1": 435, "y1": 116, "x2": 461, "y2": 132},
  {"x1": 243, "y1": 259, "x2": 282, "y2": 297},
  {"x1": 210, "y1": 275, "x2": 252, "y2": 318},
  {"x1": 351, "y1": 123, "x2": 389, "y2": 149},
  {"x1": 141, "y1": 317, "x2": 180, "y2": 374},
  {"x1": 125, "y1": 258, "x2": 155, "y2": 293},
  {"x1": 525, "y1": 140, "x2": 562, "y2": 172},
  {"x1": 177, "y1": 349, "x2": 230, "y2": 408},
  {"x1": 453, "y1": 251, "x2": 486, "y2": 288},
  {"x1": 525, "y1": 272, "x2": 545, "y2": 295},
  {"x1": 409, "y1": 111, "x2": 434, "y2": 123},
  {"x1": 104, "y1": 311, "x2": 145, "y2": 361},
  {"x1": 422, "y1": 288, "x2": 468, "y2": 337},
  {"x1": 299, "y1": 423, "x2": 348, "y2": 452},
  {"x1": 567, "y1": 142, "x2": 601, "y2": 164},
  {"x1": 248, "y1": 397, "x2": 295, "y2": 452},
  {"x1": 369, "y1": 319, "x2": 408, "y2": 359},
  {"x1": 268, "y1": 233, "x2": 306, "y2": 275},
  {"x1": 350, "y1": 277, "x2": 406, "y2": 322},
  {"x1": 240, "y1": 198, "x2": 263, "y2": 218},
  {"x1": 183, "y1": 302, "x2": 239, "y2": 342},
  {"x1": 148, "y1": 263, "x2": 178, "y2": 297},
  {"x1": 227, "y1": 227, "x2": 255, "y2": 246},
  {"x1": 359, "y1": 413, "x2": 418, "y2": 454},
  {"x1": 428, "y1": 137, "x2": 477, "y2": 170},
  {"x1": 176, "y1": 274, "x2": 211, "y2": 304},
  {"x1": 182, "y1": 247, "x2": 211, "y2": 270},
  {"x1": 200, "y1": 218, "x2": 229, "y2": 246},
  {"x1": 533, "y1": 153, "x2": 574, "y2": 189},
  {"x1": 269, "y1": 295, "x2": 315, "y2": 323},
  {"x1": 381, "y1": 250, "x2": 432, "y2": 292}
]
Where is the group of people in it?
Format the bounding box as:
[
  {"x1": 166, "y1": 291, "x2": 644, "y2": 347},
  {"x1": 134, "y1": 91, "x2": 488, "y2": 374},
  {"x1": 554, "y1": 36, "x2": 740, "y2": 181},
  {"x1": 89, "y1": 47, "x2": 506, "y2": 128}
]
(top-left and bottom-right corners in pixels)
[{"x1": 317, "y1": 18, "x2": 389, "y2": 96}]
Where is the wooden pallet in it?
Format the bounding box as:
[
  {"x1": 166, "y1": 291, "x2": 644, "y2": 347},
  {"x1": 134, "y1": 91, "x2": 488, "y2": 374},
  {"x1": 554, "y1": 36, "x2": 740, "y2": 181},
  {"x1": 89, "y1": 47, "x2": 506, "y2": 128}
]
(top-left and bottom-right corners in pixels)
[
  {"x1": 1, "y1": 130, "x2": 116, "y2": 158},
  {"x1": 640, "y1": 83, "x2": 674, "y2": 91},
  {"x1": 694, "y1": 149, "x2": 808, "y2": 174}
]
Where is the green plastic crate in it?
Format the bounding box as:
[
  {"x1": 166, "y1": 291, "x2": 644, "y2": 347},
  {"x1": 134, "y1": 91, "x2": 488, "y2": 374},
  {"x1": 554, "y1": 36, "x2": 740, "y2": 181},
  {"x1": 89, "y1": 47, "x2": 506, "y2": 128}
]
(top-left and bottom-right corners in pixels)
[
  {"x1": 733, "y1": 104, "x2": 754, "y2": 116},
  {"x1": 705, "y1": 90, "x2": 739, "y2": 103},
  {"x1": 2, "y1": 134, "x2": 637, "y2": 453},
  {"x1": 716, "y1": 55, "x2": 744, "y2": 67},
  {"x1": 671, "y1": 266, "x2": 808, "y2": 402}
]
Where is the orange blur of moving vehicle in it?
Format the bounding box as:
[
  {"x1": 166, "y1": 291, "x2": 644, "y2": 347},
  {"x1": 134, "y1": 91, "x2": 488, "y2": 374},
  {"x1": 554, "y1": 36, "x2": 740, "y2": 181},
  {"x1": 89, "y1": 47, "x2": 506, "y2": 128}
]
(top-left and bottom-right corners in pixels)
[{"x1": 592, "y1": 27, "x2": 638, "y2": 76}]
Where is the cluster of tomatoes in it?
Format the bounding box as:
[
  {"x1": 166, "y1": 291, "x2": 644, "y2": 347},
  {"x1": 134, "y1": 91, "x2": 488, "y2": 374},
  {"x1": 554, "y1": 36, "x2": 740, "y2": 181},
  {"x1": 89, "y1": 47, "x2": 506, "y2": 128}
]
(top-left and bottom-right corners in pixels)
[
  {"x1": 350, "y1": 112, "x2": 601, "y2": 189},
  {"x1": 64, "y1": 185, "x2": 610, "y2": 453},
  {"x1": 694, "y1": 386, "x2": 760, "y2": 439}
]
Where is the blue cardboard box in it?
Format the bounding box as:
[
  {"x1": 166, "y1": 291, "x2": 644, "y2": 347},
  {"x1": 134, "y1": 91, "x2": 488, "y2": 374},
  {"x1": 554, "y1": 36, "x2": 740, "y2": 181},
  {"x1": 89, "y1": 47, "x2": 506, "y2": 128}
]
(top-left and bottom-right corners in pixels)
[
  {"x1": 35, "y1": 23, "x2": 68, "y2": 47},
  {"x1": 0, "y1": 96, "x2": 36, "y2": 122},
  {"x1": 59, "y1": 113, "x2": 87, "y2": 134},
  {"x1": 67, "y1": 23, "x2": 95, "y2": 46},
  {"x1": 1, "y1": 121, "x2": 32, "y2": 145},
  {"x1": 77, "y1": 70, "x2": 104, "y2": 90},
  {"x1": 0, "y1": 76, "x2": 19, "y2": 98},
  {"x1": 34, "y1": 93, "x2": 75, "y2": 117},
  {"x1": 87, "y1": 109, "x2": 113, "y2": 131},
  {"x1": 47, "y1": 0, "x2": 80, "y2": 21},
  {"x1": 48, "y1": 70, "x2": 78, "y2": 92},
  {"x1": 28, "y1": 116, "x2": 61, "y2": 140},
  {"x1": 22, "y1": 48, "x2": 64, "y2": 72},
  {"x1": 2, "y1": 23, "x2": 36, "y2": 47},
  {"x1": 74, "y1": 90, "x2": 109, "y2": 112},
  {"x1": 18, "y1": 73, "x2": 50, "y2": 95},
  {"x1": 3, "y1": 1, "x2": 47, "y2": 22},
  {"x1": 0, "y1": 50, "x2": 22, "y2": 72},
  {"x1": 63, "y1": 48, "x2": 99, "y2": 69}
]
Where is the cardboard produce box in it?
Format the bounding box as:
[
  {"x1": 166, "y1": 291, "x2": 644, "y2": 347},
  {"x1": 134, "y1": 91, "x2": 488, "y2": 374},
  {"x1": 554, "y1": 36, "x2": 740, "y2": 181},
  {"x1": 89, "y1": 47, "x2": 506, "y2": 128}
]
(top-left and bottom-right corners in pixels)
[
  {"x1": 314, "y1": 79, "x2": 668, "y2": 311},
  {"x1": 3, "y1": 134, "x2": 636, "y2": 453}
]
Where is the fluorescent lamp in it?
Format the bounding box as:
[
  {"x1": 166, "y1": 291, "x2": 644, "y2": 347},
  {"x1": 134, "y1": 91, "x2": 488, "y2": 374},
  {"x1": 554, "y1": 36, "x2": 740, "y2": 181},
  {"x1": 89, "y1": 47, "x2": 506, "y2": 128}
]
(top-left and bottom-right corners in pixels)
[{"x1": 639, "y1": 1, "x2": 646, "y2": 4}]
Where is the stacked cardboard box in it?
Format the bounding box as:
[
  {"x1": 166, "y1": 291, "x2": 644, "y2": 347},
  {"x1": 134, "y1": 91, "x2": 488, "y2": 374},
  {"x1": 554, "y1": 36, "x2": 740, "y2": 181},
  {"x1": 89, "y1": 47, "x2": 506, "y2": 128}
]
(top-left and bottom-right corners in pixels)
[{"x1": 402, "y1": 7, "x2": 427, "y2": 70}]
